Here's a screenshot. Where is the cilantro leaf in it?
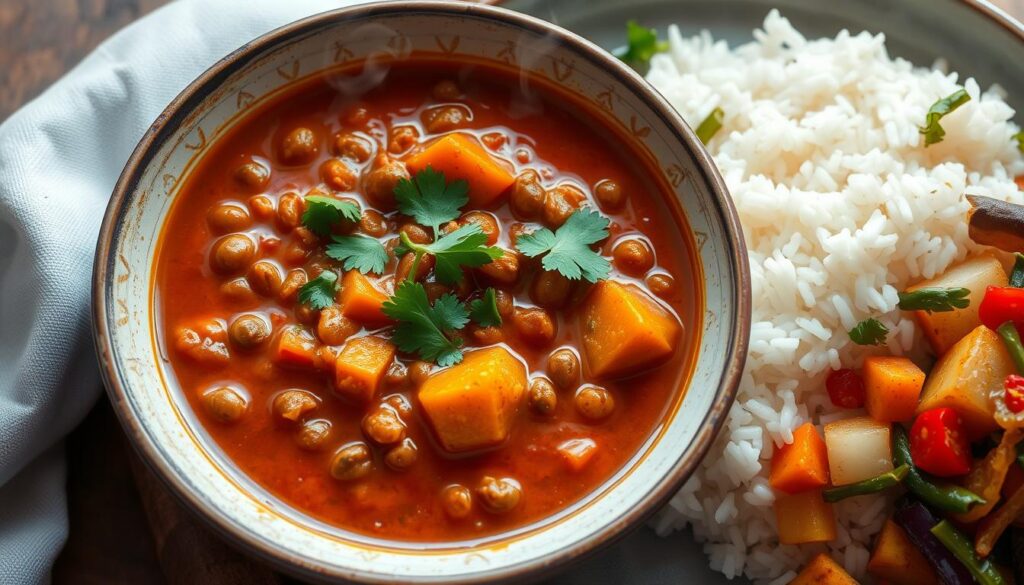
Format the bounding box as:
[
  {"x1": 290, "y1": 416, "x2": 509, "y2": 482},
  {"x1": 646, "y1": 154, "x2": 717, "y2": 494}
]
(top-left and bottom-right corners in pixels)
[
  {"x1": 695, "y1": 107, "x2": 724, "y2": 144},
  {"x1": 298, "y1": 270, "x2": 338, "y2": 310},
  {"x1": 382, "y1": 280, "x2": 468, "y2": 366},
  {"x1": 400, "y1": 223, "x2": 503, "y2": 285},
  {"x1": 325, "y1": 235, "x2": 388, "y2": 274},
  {"x1": 302, "y1": 196, "x2": 361, "y2": 237},
  {"x1": 516, "y1": 209, "x2": 611, "y2": 282},
  {"x1": 614, "y1": 20, "x2": 668, "y2": 70},
  {"x1": 393, "y1": 166, "x2": 469, "y2": 234},
  {"x1": 897, "y1": 287, "x2": 971, "y2": 313},
  {"x1": 469, "y1": 288, "x2": 502, "y2": 328},
  {"x1": 848, "y1": 318, "x2": 889, "y2": 346},
  {"x1": 920, "y1": 89, "x2": 970, "y2": 147}
]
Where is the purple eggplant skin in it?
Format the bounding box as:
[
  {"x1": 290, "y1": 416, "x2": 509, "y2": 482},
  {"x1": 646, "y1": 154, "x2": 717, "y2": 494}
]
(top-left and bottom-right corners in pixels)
[
  {"x1": 967, "y1": 194, "x2": 1024, "y2": 253},
  {"x1": 894, "y1": 502, "x2": 974, "y2": 585}
]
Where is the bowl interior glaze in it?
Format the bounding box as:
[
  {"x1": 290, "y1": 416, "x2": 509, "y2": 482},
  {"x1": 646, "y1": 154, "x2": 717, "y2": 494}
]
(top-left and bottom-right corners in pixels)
[{"x1": 94, "y1": 2, "x2": 749, "y2": 582}]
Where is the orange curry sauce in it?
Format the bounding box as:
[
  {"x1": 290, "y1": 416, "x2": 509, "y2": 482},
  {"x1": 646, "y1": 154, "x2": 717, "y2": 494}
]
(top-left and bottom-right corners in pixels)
[{"x1": 156, "y1": 59, "x2": 701, "y2": 542}]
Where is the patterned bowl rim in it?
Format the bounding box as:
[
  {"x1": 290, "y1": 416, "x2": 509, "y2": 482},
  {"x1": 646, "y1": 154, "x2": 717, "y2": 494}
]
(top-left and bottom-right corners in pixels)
[{"x1": 92, "y1": 1, "x2": 751, "y2": 582}]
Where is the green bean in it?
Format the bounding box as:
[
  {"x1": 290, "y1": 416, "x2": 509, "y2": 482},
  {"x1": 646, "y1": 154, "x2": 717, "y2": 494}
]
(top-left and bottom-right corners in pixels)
[
  {"x1": 998, "y1": 322, "x2": 1024, "y2": 375},
  {"x1": 893, "y1": 425, "x2": 986, "y2": 513},
  {"x1": 1010, "y1": 253, "x2": 1024, "y2": 288},
  {"x1": 823, "y1": 465, "x2": 909, "y2": 502},
  {"x1": 930, "y1": 520, "x2": 1006, "y2": 585}
]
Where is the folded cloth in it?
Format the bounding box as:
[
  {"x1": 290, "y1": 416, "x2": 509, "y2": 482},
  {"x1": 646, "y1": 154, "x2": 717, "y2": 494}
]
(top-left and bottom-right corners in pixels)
[{"x1": 0, "y1": 1, "x2": 362, "y2": 581}]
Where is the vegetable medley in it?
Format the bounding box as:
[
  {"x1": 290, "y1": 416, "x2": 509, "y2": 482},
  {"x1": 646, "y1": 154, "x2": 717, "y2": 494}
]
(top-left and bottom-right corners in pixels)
[
  {"x1": 782, "y1": 237, "x2": 1024, "y2": 583},
  {"x1": 157, "y1": 62, "x2": 699, "y2": 539}
]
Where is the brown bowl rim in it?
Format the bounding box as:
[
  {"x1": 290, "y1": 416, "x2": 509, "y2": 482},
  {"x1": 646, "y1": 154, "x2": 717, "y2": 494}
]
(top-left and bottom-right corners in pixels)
[{"x1": 92, "y1": 1, "x2": 750, "y2": 583}]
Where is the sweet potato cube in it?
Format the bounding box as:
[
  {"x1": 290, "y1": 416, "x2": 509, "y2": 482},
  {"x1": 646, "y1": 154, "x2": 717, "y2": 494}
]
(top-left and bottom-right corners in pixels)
[
  {"x1": 863, "y1": 356, "x2": 925, "y2": 423},
  {"x1": 405, "y1": 134, "x2": 514, "y2": 208},
  {"x1": 339, "y1": 270, "x2": 390, "y2": 327},
  {"x1": 774, "y1": 490, "x2": 837, "y2": 545},
  {"x1": 274, "y1": 326, "x2": 318, "y2": 369},
  {"x1": 918, "y1": 324, "x2": 1014, "y2": 439},
  {"x1": 867, "y1": 519, "x2": 940, "y2": 585},
  {"x1": 581, "y1": 281, "x2": 681, "y2": 378},
  {"x1": 906, "y1": 254, "x2": 1007, "y2": 355},
  {"x1": 557, "y1": 438, "x2": 598, "y2": 473},
  {"x1": 769, "y1": 422, "x2": 829, "y2": 494},
  {"x1": 418, "y1": 347, "x2": 527, "y2": 452},
  {"x1": 791, "y1": 553, "x2": 856, "y2": 585},
  {"x1": 334, "y1": 335, "x2": 395, "y2": 403}
]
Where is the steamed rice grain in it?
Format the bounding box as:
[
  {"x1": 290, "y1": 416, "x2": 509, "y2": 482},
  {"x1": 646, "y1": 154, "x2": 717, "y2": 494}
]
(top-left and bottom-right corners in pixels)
[{"x1": 646, "y1": 10, "x2": 1024, "y2": 582}]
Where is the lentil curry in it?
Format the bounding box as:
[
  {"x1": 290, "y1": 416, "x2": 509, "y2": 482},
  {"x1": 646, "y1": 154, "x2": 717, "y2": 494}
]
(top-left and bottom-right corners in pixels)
[{"x1": 156, "y1": 59, "x2": 700, "y2": 541}]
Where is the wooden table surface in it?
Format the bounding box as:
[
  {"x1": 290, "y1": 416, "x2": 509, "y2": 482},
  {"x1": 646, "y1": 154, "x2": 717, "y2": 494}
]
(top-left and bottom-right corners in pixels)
[{"x1": 1, "y1": 0, "x2": 1023, "y2": 583}]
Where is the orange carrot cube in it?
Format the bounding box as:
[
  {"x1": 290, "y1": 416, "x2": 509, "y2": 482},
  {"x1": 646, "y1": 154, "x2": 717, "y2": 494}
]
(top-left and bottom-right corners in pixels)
[
  {"x1": 557, "y1": 438, "x2": 598, "y2": 472},
  {"x1": 405, "y1": 134, "x2": 514, "y2": 208},
  {"x1": 334, "y1": 335, "x2": 395, "y2": 403},
  {"x1": 775, "y1": 489, "x2": 836, "y2": 545},
  {"x1": 863, "y1": 356, "x2": 926, "y2": 423},
  {"x1": 339, "y1": 270, "x2": 390, "y2": 327},
  {"x1": 769, "y1": 422, "x2": 829, "y2": 494},
  {"x1": 274, "y1": 325, "x2": 318, "y2": 369},
  {"x1": 791, "y1": 553, "x2": 856, "y2": 585}
]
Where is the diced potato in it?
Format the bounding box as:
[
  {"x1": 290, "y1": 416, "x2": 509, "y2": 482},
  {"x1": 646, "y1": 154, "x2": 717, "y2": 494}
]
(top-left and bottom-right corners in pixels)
[
  {"x1": 863, "y1": 356, "x2": 925, "y2": 423},
  {"x1": 581, "y1": 280, "x2": 682, "y2": 378},
  {"x1": 769, "y1": 422, "x2": 829, "y2": 494},
  {"x1": 867, "y1": 519, "x2": 940, "y2": 585},
  {"x1": 791, "y1": 553, "x2": 856, "y2": 585},
  {"x1": 418, "y1": 347, "x2": 527, "y2": 452},
  {"x1": 339, "y1": 270, "x2": 391, "y2": 326},
  {"x1": 405, "y1": 134, "x2": 515, "y2": 208},
  {"x1": 823, "y1": 417, "x2": 893, "y2": 485},
  {"x1": 906, "y1": 254, "x2": 1007, "y2": 355},
  {"x1": 274, "y1": 325, "x2": 318, "y2": 369},
  {"x1": 775, "y1": 490, "x2": 836, "y2": 545},
  {"x1": 917, "y1": 324, "x2": 1014, "y2": 439},
  {"x1": 557, "y1": 438, "x2": 598, "y2": 472},
  {"x1": 334, "y1": 335, "x2": 395, "y2": 403}
]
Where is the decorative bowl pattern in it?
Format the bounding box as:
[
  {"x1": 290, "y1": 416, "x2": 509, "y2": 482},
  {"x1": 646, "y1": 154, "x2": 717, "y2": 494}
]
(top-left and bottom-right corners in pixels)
[{"x1": 93, "y1": 1, "x2": 750, "y2": 582}]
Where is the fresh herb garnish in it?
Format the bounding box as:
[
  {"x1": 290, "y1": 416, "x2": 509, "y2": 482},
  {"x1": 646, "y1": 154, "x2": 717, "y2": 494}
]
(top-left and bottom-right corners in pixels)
[
  {"x1": 695, "y1": 108, "x2": 724, "y2": 144},
  {"x1": 516, "y1": 209, "x2": 611, "y2": 283},
  {"x1": 297, "y1": 270, "x2": 338, "y2": 310},
  {"x1": 469, "y1": 288, "x2": 502, "y2": 328},
  {"x1": 301, "y1": 196, "x2": 361, "y2": 237},
  {"x1": 393, "y1": 165, "x2": 469, "y2": 234},
  {"x1": 614, "y1": 20, "x2": 668, "y2": 70},
  {"x1": 382, "y1": 280, "x2": 469, "y2": 367},
  {"x1": 398, "y1": 223, "x2": 503, "y2": 285},
  {"x1": 325, "y1": 234, "x2": 388, "y2": 274},
  {"x1": 1014, "y1": 131, "x2": 1024, "y2": 154},
  {"x1": 848, "y1": 318, "x2": 889, "y2": 346},
  {"x1": 898, "y1": 287, "x2": 971, "y2": 313},
  {"x1": 920, "y1": 89, "x2": 970, "y2": 147}
]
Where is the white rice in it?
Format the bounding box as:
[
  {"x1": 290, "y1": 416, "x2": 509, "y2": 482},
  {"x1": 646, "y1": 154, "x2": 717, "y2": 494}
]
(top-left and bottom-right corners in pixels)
[{"x1": 646, "y1": 10, "x2": 1024, "y2": 582}]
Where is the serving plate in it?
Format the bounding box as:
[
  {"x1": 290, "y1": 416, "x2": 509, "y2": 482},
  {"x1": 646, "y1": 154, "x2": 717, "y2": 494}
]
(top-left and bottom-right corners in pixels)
[{"x1": 510, "y1": 0, "x2": 1024, "y2": 583}]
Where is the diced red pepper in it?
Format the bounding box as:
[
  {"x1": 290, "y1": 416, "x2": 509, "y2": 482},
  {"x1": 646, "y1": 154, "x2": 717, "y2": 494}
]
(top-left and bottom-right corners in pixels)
[
  {"x1": 910, "y1": 407, "x2": 972, "y2": 477},
  {"x1": 979, "y1": 286, "x2": 1024, "y2": 332},
  {"x1": 826, "y1": 368, "x2": 866, "y2": 409},
  {"x1": 1006, "y1": 375, "x2": 1024, "y2": 414}
]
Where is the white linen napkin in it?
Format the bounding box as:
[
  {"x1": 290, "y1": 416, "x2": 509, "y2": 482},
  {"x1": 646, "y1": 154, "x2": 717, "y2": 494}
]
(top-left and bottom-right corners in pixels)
[{"x1": 0, "y1": 1, "x2": 361, "y2": 581}]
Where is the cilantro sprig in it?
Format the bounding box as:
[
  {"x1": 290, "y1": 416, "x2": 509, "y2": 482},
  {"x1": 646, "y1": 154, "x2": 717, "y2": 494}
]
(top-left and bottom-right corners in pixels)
[
  {"x1": 394, "y1": 165, "x2": 469, "y2": 234},
  {"x1": 469, "y1": 288, "x2": 502, "y2": 328},
  {"x1": 298, "y1": 270, "x2": 338, "y2": 310},
  {"x1": 516, "y1": 209, "x2": 611, "y2": 283},
  {"x1": 897, "y1": 287, "x2": 971, "y2": 313},
  {"x1": 614, "y1": 20, "x2": 668, "y2": 71},
  {"x1": 302, "y1": 196, "x2": 361, "y2": 236},
  {"x1": 920, "y1": 89, "x2": 970, "y2": 147},
  {"x1": 326, "y1": 235, "x2": 388, "y2": 274},
  {"x1": 398, "y1": 223, "x2": 503, "y2": 285},
  {"x1": 848, "y1": 318, "x2": 889, "y2": 346},
  {"x1": 382, "y1": 280, "x2": 468, "y2": 367}
]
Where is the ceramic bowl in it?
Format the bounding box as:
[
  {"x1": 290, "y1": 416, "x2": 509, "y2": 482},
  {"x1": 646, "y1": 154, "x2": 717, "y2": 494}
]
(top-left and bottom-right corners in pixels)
[{"x1": 92, "y1": 1, "x2": 750, "y2": 582}]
